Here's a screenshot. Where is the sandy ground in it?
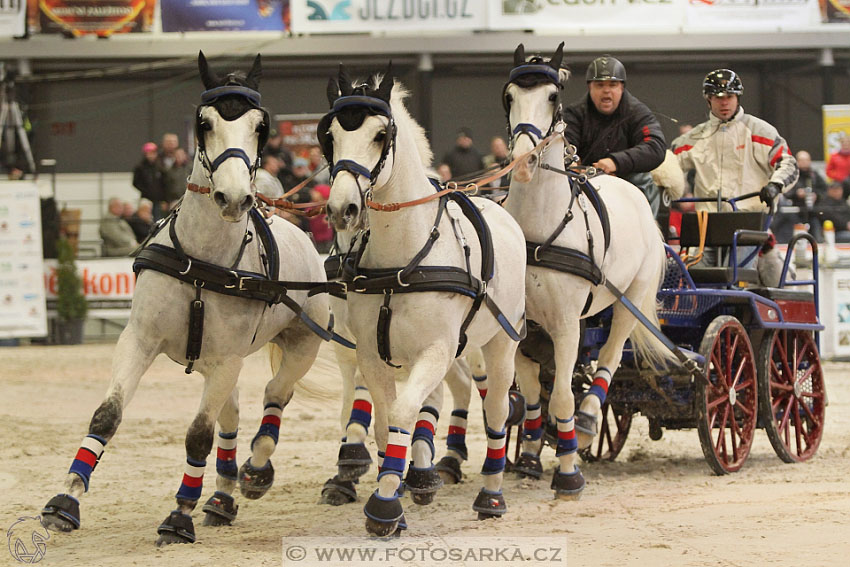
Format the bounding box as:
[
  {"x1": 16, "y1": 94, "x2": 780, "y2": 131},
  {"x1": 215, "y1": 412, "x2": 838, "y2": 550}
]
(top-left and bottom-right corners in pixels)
[{"x1": 1, "y1": 342, "x2": 849, "y2": 567}]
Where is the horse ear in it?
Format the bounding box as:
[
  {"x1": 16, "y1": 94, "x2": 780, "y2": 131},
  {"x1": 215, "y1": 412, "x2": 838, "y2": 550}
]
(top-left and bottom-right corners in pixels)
[
  {"x1": 513, "y1": 44, "x2": 526, "y2": 67},
  {"x1": 338, "y1": 64, "x2": 354, "y2": 96},
  {"x1": 550, "y1": 42, "x2": 564, "y2": 71},
  {"x1": 246, "y1": 54, "x2": 262, "y2": 89},
  {"x1": 327, "y1": 77, "x2": 340, "y2": 106},
  {"x1": 198, "y1": 50, "x2": 219, "y2": 90},
  {"x1": 376, "y1": 62, "x2": 393, "y2": 102}
]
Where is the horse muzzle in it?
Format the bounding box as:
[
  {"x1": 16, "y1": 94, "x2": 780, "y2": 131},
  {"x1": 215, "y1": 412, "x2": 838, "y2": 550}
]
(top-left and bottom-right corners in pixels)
[
  {"x1": 326, "y1": 200, "x2": 361, "y2": 231},
  {"x1": 213, "y1": 190, "x2": 254, "y2": 222}
]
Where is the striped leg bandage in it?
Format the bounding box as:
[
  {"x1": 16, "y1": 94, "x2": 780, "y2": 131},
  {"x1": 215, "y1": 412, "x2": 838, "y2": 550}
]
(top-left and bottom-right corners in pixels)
[
  {"x1": 522, "y1": 403, "x2": 543, "y2": 442},
  {"x1": 215, "y1": 431, "x2": 238, "y2": 481},
  {"x1": 68, "y1": 434, "x2": 106, "y2": 492},
  {"x1": 482, "y1": 427, "x2": 507, "y2": 475},
  {"x1": 555, "y1": 417, "x2": 578, "y2": 457},
  {"x1": 587, "y1": 367, "x2": 612, "y2": 405},
  {"x1": 446, "y1": 409, "x2": 469, "y2": 461},
  {"x1": 176, "y1": 458, "x2": 206, "y2": 502},
  {"x1": 473, "y1": 374, "x2": 488, "y2": 400},
  {"x1": 251, "y1": 403, "x2": 283, "y2": 450},
  {"x1": 378, "y1": 428, "x2": 409, "y2": 480},
  {"x1": 412, "y1": 406, "x2": 439, "y2": 461},
  {"x1": 347, "y1": 387, "x2": 373, "y2": 432}
]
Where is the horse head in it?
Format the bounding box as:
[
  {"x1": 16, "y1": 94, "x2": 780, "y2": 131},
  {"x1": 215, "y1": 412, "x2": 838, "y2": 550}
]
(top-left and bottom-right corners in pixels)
[
  {"x1": 319, "y1": 63, "x2": 396, "y2": 231},
  {"x1": 195, "y1": 51, "x2": 269, "y2": 222},
  {"x1": 503, "y1": 43, "x2": 570, "y2": 183}
]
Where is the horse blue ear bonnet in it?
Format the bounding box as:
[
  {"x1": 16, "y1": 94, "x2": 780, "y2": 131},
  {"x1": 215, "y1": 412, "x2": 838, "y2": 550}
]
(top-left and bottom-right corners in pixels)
[{"x1": 201, "y1": 85, "x2": 262, "y2": 108}]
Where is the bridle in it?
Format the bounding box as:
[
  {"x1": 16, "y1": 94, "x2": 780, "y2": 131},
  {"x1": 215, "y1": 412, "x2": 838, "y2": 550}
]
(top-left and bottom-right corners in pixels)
[
  {"x1": 194, "y1": 84, "x2": 270, "y2": 191},
  {"x1": 502, "y1": 63, "x2": 564, "y2": 152}
]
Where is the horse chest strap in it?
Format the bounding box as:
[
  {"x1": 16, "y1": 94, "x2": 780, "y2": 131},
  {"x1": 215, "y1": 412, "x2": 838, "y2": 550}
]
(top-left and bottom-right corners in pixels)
[
  {"x1": 377, "y1": 292, "x2": 401, "y2": 368},
  {"x1": 185, "y1": 285, "x2": 205, "y2": 374}
]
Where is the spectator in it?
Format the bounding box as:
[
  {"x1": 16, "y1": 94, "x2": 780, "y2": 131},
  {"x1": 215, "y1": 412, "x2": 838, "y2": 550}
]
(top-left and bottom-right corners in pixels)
[
  {"x1": 100, "y1": 198, "x2": 138, "y2": 256},
  {"x1": 563, "y1": 55, "x2": 666, "y2": 217},
  {"x1": 254, "y1": 154, "x2": 286, "y2": 201},
  {"x1": 132, "y1": 142, "x2": 167, "y2": 219},
  {"x1": 126, "y1": 199, "x2": 154, "y2": 243},
  {"x1": 158, "y1": 133, "x2": 180, "y2": 171},
  {"x1": 163, "y1": 148, "x2": 192, "y2": 207},
  {"x1": 826, "y1": 134, "x2": 850, "y2": 184},
  {"x1": 773, "y1": 150, "x2": 827, "y2": 241},
  {"x1": 814, "y1": 181, "x2": 850, "y2": 242},
  {"x1": 308, "y1": 146, "x2": 330, "y2": 186},
  {"x1": 309, "y1": 184, "x2": 334, "y2": 253},
  {"x1": 441, "y1": 128, "x2": 484, "y2": 179},
  {"x1": 483, "y1": 136, "x2": 510, "y2": 189}
]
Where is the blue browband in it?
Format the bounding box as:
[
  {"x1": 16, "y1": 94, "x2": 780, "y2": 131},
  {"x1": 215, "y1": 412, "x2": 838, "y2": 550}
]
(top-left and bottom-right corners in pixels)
[
  {"x1": 332, "y1": 95, "x2": 392, "y2": 117},
  {"x1": 508, "y1": 64, "x2": 561, "y2": 85},
  {"x1": 201, "y1": 86, "x2": 262, "y2": 107}
]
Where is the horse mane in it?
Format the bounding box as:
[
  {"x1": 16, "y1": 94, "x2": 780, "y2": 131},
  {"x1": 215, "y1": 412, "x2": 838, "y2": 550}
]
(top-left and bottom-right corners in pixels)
[{"x1": 365, "y1": 74, "x2": 433, "y2": 169}]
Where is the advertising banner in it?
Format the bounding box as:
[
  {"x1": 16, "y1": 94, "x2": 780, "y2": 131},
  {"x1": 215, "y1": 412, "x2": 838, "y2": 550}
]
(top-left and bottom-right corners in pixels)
[
  {"x1": 275, "y1": 114, "x2": 323, "y2": 159},
  {"x1": 43, "y1": 257, "x2": 134, "y2": 318},
  {"x1": 684, "y1": 0, "x2": 816, "y2": 30},
  {"x1": 821, "y1": 0, "x2": 850, "y2": 22},
  {"x1": 822, "y1": 105, "x2": 850, "y2": 165},
  {"x1": 0, "y1": 182, "x2": 47, "y2": 339},
  {"x1": 27, "y1": 0, "x2": 155, "y2": 36},
  {"x1": 161, "y1": 0, "x2": 288, "y2": 32},
  {"x1": 0, "y1": 0, "x2": 26, "y2": 37},
  {"x1": 290, "y1": 0, "x2": 487, "y2": 33},
  {"x1": 489, "y1": 0, "x2": 683, "y2": 31}
]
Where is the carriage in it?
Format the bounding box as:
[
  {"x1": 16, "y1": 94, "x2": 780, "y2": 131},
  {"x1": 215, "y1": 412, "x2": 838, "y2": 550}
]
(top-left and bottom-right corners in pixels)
[{"x1": 521, "y1": 197, "x2": 826, "y2": 475}]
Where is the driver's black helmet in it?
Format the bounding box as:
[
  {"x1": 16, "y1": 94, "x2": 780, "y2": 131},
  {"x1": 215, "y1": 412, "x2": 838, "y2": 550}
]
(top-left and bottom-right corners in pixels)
[
  {"x1": 703, "y1": 69, "x2": 743, "y2": 99},
  {"x1": 586, "y1": 56, "x2": 626, "y2": 83}
]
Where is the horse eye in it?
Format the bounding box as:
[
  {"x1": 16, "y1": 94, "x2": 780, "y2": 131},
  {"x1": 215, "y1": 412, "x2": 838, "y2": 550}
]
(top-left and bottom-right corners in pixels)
[
  {"x1": 549, "y1": 93, "x2": 558, "y2": 102},
  {"x1": 374, "y1": 130, "x2": 386, "y2": 143},
  {"x1": 200, "y1": 121, "x2": 211, "y2": 132}
]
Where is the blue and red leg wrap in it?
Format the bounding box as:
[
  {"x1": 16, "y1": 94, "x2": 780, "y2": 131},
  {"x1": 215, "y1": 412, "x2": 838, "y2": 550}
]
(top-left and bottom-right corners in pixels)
[
  {"x1": 522, "y1": 403, "x2": 543, "y2": 442},
  {"x1": 251, "y1": 403, "x2": 282, "y2": 450},
  {"x1": 347, "y1": 386, "x2": 373, "y2": 433},
  {"x1": 412, "y1": 406, "x2": 438, "y2": 460},
  {"x1": 378, "y1": 428, "x2": 409, "y2": 481},
  {"x1": 482, "y1": 427, "x2": 507, "y2": 475},
  {"x1": 555, "y1": 417, "x2": 578, "y2": 457},
  {"x1": 446, "y1": 409, "x2": 469, "y2": 460},
  {"x1": 215, "y1": 430, "x2": 238, "y2": 481},
  {"x1": 68, "y1": 434, "x2": 106, "y2": 492},
  {"x1": 473, "y1": 374, "x2": 488, "y2": 400},
  {"x1": 587, "y1": 367, "x2": 611, "y2": 405},
  {"x1": 176, "y1": 458, "x2": 206, "y2": 502}
]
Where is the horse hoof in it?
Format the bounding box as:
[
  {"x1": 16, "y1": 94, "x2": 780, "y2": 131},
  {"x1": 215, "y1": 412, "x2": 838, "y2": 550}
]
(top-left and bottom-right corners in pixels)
[
  {"x1": 156, "y1": 511, "x2": 195, "y2": 546},
  {"x1": 506, "y1": 390, "x2": 526, "y2": 427},
  {"x1": 435, "y1": 456, "x2": 463, "y2": 485},
  {"x1": 42, "y1": 494, "x2": 81, "y2": 532},
  {"x1": 364, "y1": 490, "x2": 404, "y2": 536},
  {"x1": 202, "y1": 491, "x2": 238, "y2": 526},
  {"x1": 404, "y1": 466, "x2": 442, "y2": 506},
  {"x1": 238, "y1": 459, "x2": 274, "y2": 500},
  {"x1": 320, "y1": 476, "x2": 357, "y2": 506},
  {"x1": 337, "y1": 443, "x2": 372, "y2": 481},
  {"x1": 551, "y1": 466, "x2": 585, "y2": 500},
  {"x1": 472, "y1": 488, "x2": 506, "y2": 519},
  {"x1": 513, "y1": 452, "x2": 543, "y2": 480}
]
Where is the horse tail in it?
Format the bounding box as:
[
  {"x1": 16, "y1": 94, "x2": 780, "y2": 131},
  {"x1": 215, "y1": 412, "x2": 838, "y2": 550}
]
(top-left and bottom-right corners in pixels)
[
  {"x1": 266, "y1": 343, "x2": 341, "y2": 402},
  {"x1": 627, "y1": 232, "x2": 677, "y2": 370}
]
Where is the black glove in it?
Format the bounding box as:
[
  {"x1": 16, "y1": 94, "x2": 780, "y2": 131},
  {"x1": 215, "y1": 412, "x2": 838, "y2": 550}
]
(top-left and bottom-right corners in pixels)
[{"x1": 759, "y1": 182, "x2": 782, "y2": 206}]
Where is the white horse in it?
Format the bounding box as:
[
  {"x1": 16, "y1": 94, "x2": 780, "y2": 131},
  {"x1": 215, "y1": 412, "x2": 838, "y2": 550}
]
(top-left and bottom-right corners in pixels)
[
  {"x1": 41, "y1": 53, "x2": 332, "y2": 545},
  {"x1": 503, "y1": 44, "x2": 671, "y2": 497},
  {"x1": 321, "y1": 65, "x2": 527, "y2": 535}
]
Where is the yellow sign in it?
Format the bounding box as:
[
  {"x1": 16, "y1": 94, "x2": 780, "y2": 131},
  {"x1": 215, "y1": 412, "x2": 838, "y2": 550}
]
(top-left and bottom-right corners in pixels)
[{"x1": 823, "y1": 104, "x2": 850, "y2": 163}]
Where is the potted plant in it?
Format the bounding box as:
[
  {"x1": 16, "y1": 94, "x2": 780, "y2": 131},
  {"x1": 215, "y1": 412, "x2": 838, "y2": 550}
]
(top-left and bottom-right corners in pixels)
[{"x1": 55, "y1": 236, "x2": 88, "y2": 344}]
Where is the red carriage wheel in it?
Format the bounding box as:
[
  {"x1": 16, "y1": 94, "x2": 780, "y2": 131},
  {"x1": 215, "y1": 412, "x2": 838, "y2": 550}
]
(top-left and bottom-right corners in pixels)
[
  {"x1": 579, "y1": 400, "x2": 632, "y2": 463},
  {"x1": 757, "y1": 329, "x2": 825, "y2": 463},
  {"x1": 696, "y1": 316, "x2": 758, "y2": 475}
]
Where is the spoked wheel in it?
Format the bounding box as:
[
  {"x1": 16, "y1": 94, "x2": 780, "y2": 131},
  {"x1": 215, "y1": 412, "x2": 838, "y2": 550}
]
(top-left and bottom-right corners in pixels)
[
  {"x1": 696, "y1": 316, "x2": 758, "y2": 475},
  {"x1": 579, "y1": 401, "x2": 632, "y2": 463},
  {"x1": 757, "y1": 329, "x2": 826, "y2": 463}
]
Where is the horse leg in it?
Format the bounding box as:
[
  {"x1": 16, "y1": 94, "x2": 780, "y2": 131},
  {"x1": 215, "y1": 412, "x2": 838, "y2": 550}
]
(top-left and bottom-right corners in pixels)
[
  {"x1": 548, "y1": 319, "x2": 586, "y2": 500},
  {"x1": 239, "y1": 323, "x2": 323, "y2": 500},
  {"x1": 473, "y1": 333, "x2": 517, "y2": 520},
  {"x1": 201, "y1": 388, "x2": 240, "y2": 526},
  {"x1": 405, "y1": 382, "x2": 444, "y2": 505},
  {"x1": 42, "y1": 326, "x2": 158, "y2": 533},
  {"x1": 512, "y1": 352, "x2": 545, "y2": 480},
  {"x1": 156, "y1": 359, "x2": 241, "y2": 546},
  {"x1": 436, "y1": 358, "x2": 472, "y2": 485}
]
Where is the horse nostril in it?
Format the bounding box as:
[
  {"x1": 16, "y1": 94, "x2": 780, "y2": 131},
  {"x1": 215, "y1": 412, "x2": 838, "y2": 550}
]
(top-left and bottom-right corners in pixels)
[
  {"x1": 213, "y1": 191, "x2": 228, "y2": 208},
  {"x1": 345, "y1": 203, "x2": 359, "y2": 221},
  {"x1": 240, "y1": 195, "x2": 253, "y2": 210}
]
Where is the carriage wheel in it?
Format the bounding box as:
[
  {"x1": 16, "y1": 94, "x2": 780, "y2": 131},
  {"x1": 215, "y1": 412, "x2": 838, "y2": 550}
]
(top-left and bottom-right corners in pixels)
[
  {"x1": 578, "y1": 401, "x2": 632, "y2": 463},
  {"x1": 756, "y1": 330, "x2": 825, "y2": 463},
  {"x1": 696, "y1": 316, "x2": 758, "y2": 475}
]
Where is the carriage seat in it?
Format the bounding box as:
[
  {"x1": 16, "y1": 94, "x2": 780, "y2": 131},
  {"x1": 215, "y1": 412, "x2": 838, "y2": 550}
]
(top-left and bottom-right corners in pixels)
[
  {"x1": 679, "y1": 211, "x2": 770, "y2": 285},
  {"x1": 749, "y1": 286, "x2": 814, "y2": 304}
]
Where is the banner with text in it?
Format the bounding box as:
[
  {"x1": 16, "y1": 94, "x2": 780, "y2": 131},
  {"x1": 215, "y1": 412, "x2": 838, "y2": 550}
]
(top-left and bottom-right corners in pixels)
[
  {"x1": 161, "y1": 0, "x2": 288, "y2": 32},
  {"x1": 275, "y1": 114, "x2": 323, "y2": 160},
  {"x1": 27, "y1": 0, "x2": 156, "y2": 36},
  {"x1": 0, "y1": 0, "x2": 26, "y2": 37},
  {"x1": 43, "y1": 257, "x2": 134, "y2": 318},
  {"x1": 290, "y1": 0, "x2": 487, "y2": 33},
  {"x1": 821, "y1": 0, "x2": 850, "y2": 22},
  {"x1": 684, "y1": 0, "x2": 816, "y2": 30},
  {"x1": 823, "y1": 105, "x2": 850, "y2": 168},
  {"x1": 0, "y1": 182, "x2": 47, "y2": 339}
]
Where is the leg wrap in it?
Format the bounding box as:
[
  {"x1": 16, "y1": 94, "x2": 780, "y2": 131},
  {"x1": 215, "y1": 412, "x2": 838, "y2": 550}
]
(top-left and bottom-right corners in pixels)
[
  {"x1": 347, "y1": 387, "x2": 373, "y2": 432},
  {"x1": 176, "y1": 458, "x2": 205, "y2": 502},
  {"x1": 378, "y1": 428, "x2": 409, "y2": 481},
  {"x1": 376, "y1": 450, "x2": 385, "y2": 474},
  {"x1": 68, "y1": 434, "x2": 106, "y2": 492},
  {"x1": 588, "y1": 367, "x2": 612, "y2": 405},
  {"x1": 522, "y1": 403, "x2": 543, "y2": 442},
  {"x1": 446, "y1": 409, "x2": 469, "y2": 461},
  {"x1": 472, "y1": 374, "x2": 488, "y2": 400},
  {"x1": 412, "y1": 406, "x2": 438, "y2": 461},
  {"x1": 252, "y1": 403, "x2": 282, "y2": 450},
  {"x1": 481, "y1": 427, "x2": 506, "y2": 475},
  {"x1": 555, "y1": 417, "x2": 578, "y2": 457},
  {"x1": 215, "y1": 431, "x2": 238, "y2": 481}
]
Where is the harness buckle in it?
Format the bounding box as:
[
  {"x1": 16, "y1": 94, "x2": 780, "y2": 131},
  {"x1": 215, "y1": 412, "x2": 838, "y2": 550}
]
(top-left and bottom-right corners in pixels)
[
  {"x1": 352, "y1": 274, "x2": 367, "y2": 293},
  {"x1": 396, "y1": 270, "x2": 411, "y2": 288},
  {"x1": 238, "y1": 277, "x2": 250, "y2": 291},
  {"x1": 179, "y1": 258, "x2": 193, "y2": 276},
  {"x1": 224, "y1": 270, "x2": 239, "y2": 289},
  {"x1": 533, "y1": 246, "x2": 542, "y2": 262}
]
